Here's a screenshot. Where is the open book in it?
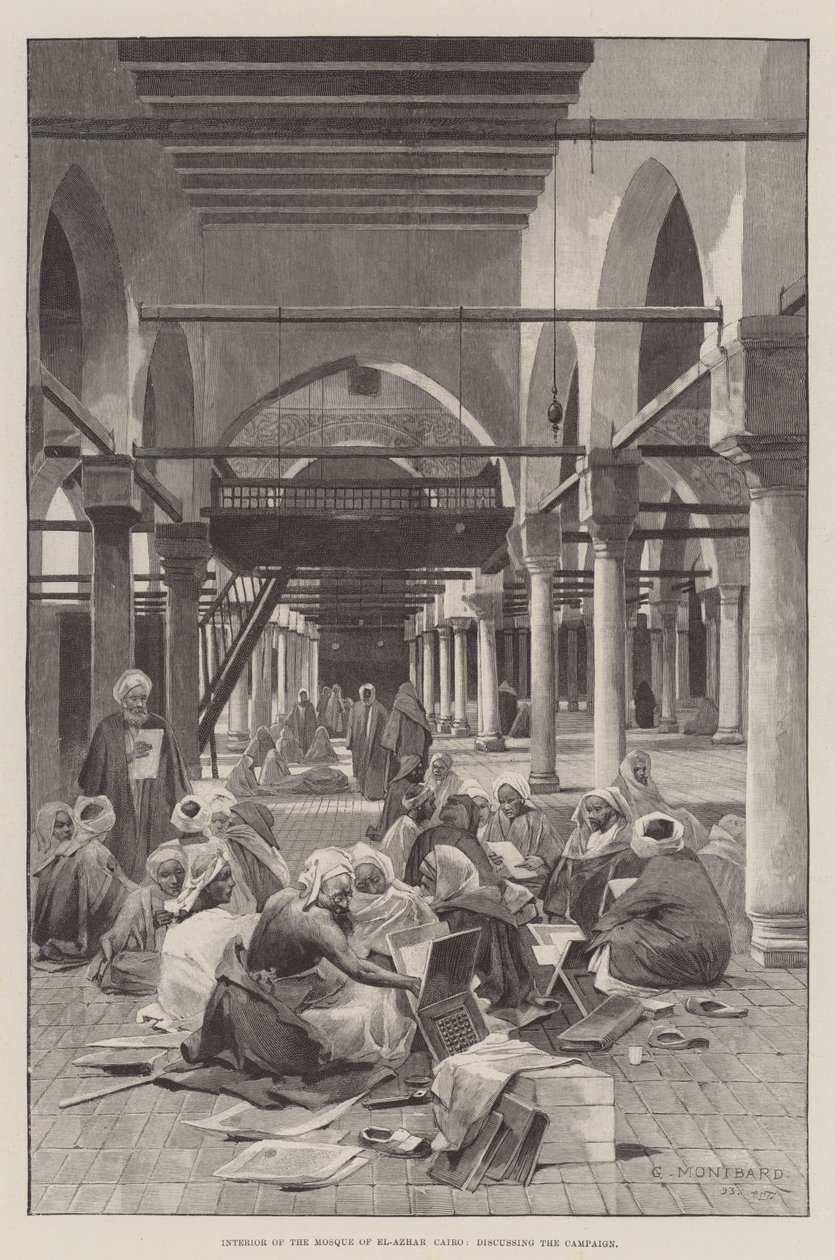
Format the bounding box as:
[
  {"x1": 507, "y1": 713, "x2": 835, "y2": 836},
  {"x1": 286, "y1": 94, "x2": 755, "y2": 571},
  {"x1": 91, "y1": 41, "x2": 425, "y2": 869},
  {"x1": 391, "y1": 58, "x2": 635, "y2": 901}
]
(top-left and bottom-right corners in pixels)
[{"x1": 485, "y1": 839, "x2": 530, "y2": 878}]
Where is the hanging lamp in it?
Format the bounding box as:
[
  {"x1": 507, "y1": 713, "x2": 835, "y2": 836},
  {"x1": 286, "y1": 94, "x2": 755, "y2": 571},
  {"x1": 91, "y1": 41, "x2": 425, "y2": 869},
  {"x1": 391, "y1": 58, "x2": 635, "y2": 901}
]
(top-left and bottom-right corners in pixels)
[
  {"x1": 331, "y1": 579, "x2": 340, "y2": 652},
  {"x1": 454, "y1": 305, "x2": 466, "y2": 535},
  {"x1": 547, "y1": 121, "x2": 563, "y2": 439}
]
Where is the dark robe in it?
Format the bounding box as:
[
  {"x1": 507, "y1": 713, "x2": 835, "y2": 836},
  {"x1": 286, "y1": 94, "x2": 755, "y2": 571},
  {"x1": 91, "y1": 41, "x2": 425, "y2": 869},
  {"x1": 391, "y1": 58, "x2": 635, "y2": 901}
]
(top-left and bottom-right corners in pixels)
[
  {"x1": 346, "y1": 698, "x2": 389, "y2": 801},
  {"x1": 589, "y1": 848, "x2": 732, "y2": 989},
  {"x1": 377, "y1": 755, "x2": 422, "y2": 836},
  {"x1": 434, "y1": 891, "x2": 533, "y2": 1009},
  {"x1": 634, "y1": 681, "x2": 656, "y2": 730},
  {"x1": 542, "y1": 826, "x2": 647, "y2": 933},
  {"x1": 284, "y1": 700, "x2": 318, "y2": 756},
  {"x1": 405, "y1": 797, "x2": 501, "y2": 890},
  {"x1": 381, "y1": 683, "x2": 433, "y2": 780},
  {"x1": 498, "y1": 682, "x2": 518, "y2": 736},
  {"x1": 684, "y1": 697, "x2": 720, "y2": 736},
  {"x1": 183, "y1": 938, "x2": 326, "y2": 1078},
  {"x1": 508, "y1": 702, "x2": 530, "y2": 739},
  {"x1": 33, "y1": 838, "x2": 132, "y2": 961},
  {"x1": 78, "y1": 712, "x2": 191, "y2": 884}
]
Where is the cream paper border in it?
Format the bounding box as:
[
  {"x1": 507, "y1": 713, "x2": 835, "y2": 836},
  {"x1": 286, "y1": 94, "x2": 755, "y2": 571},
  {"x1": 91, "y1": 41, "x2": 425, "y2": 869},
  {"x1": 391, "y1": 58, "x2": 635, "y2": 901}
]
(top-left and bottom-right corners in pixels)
[{"x1": 1, "y1": 2, "x2": 831, "y2": 1254}]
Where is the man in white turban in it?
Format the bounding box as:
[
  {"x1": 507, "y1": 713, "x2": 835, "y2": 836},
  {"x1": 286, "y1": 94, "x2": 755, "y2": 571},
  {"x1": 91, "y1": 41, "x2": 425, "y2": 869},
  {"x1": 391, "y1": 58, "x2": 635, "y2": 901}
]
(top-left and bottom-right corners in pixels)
[
  {"x1": 78, "y1": 668, "x2": 191, "y2": 883},
  {"x1": 184, "y1": 846, "x2": 423, "y2": 1076}
]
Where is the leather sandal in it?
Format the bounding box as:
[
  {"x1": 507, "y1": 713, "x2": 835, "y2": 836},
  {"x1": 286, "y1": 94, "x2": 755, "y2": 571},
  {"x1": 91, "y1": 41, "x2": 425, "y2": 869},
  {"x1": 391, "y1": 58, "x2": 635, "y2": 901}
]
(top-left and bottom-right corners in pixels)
[
  {"x1": 360, "y1": 1126, "x2": 432, "y2": 1158},
  {"x1": 684, "y1": 996, "x2": 749, "y2": 1019},
  {"x1": 647, "y1": 1025, "x2": 710, "y2": 1050}
]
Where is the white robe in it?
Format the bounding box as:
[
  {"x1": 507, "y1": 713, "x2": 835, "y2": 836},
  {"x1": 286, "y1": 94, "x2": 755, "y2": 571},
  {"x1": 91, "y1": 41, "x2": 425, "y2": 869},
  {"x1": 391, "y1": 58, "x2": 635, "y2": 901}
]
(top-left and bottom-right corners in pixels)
[
  {"x1": 378, "y1": 815, "x2": 420, "y2": 880},
  {"x1": 137, "y1": 909, "x2": 259, "y2": 1031}
]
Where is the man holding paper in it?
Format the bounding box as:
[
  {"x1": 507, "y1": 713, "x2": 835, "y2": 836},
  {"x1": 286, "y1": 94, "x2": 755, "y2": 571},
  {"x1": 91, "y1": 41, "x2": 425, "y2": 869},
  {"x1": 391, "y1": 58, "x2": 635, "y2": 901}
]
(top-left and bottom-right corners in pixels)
[{"x1": 78, "y1": 669, "x2": 191, "y2": 883}]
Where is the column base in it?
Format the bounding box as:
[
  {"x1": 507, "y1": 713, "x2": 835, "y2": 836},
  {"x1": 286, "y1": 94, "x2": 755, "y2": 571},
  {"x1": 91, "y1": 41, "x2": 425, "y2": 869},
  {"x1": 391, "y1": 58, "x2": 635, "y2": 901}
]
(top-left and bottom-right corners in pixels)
[
  {"x1": 452, "y1": 720, "x2": 471, "y2": 736},
  {"x1": 437, "y1": 719, "x2": 453, "y2": 735},
  {"x1": 749, "y1": 913, "x2": 808, "y2": 969},
  {"x1": 529, "y1": 773, "x2": 560, "y2": 794},
  {"x1": 475, "y1": 735, "x2": 506, "y2": 753},
  {"x1": 658, "y1": 717, "x2": 679, "y2": 733},
  {"x1": 712, "y1": 728, "x2": 745, "y2": 745},
  {"x1": 567, "y1": 701, "x2": 579, "y2": 713},
  {"x1": 226, "y1": 731, "x2": 251, "y2": 753}
]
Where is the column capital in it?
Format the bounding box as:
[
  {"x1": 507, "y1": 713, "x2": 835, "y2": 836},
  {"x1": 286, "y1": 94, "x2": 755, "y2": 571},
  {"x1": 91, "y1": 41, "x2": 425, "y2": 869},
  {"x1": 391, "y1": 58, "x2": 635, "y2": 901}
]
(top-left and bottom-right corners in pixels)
[
  {"x1": 156, "y1": 521, "x2": 211, "y2": 588},
  {"x1": 436, "y1": 622, "x2": 452, "y2": 640},
  {"x1": 519, "y1": 514, "x2": 561, "y2": 570},
  {"x1": 462, "y1": 590, "x2": 500, "y2": 623},
  {"x1": 713, "y1": 432, "x2": 806, "y2": 493},
  {"x1": 718, "y1": 584, "x2": 743, "y2": 608},
  {"x1": 657, "y1": 600, "x2": 678, "y2": 630},
  {"x1": 448, "y1": 616, "x2": 472, "y2": 634},
  {"x1": 82, "y1": 454, "x2": 142, "y2": 515},
  {"x1": 579, "y1": 448, "x2": 641, "y2": 542}
]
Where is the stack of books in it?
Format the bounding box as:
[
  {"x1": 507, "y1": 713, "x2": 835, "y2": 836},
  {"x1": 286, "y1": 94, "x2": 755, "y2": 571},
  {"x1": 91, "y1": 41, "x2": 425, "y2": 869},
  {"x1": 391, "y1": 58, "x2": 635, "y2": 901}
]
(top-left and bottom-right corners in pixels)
[{"x1": 428, "y1": 1087, "x2": 548, "y2": 1191}]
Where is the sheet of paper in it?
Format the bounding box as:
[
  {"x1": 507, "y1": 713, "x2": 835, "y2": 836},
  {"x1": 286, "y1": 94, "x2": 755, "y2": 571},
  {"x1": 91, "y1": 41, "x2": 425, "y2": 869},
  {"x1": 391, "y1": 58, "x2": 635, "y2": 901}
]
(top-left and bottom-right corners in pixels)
[
  {"x1": 607, "y1": 877, "x2": 638, "y2": 899},
  {"x1": 485, "y1": 840, "x2": 529, "y2": 875},
  {"x1": 184, "y1": 1090, "x2": 368, "y2": 1138},
  {"x1": 130, "y1": 728, "x2": 163, "y2": 781},
  {"x1": 214, "y1": 1139, "x2": 364, "y2": 1184},
  {"x1": 528, "y1": 923, "x2": 586, "y2": 949}
]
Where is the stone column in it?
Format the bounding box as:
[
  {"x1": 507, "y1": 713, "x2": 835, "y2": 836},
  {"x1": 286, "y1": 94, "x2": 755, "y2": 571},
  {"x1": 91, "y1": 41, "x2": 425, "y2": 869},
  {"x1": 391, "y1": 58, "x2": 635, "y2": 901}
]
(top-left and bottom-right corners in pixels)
[
  {"x1": 82, "y1": 457, "x2": 142, "y2": 734},
  {"x1": 649, "y1": 626, "x2": 663, "y2": 727},
  {"x1": 436, "y1": 624, "x2": 453, "y2": 734},
  {"x1": 522, "y1": 516, "x2": 561, "y2": 791},
  {"x1": 657, "y1": 603, "x2": 679, "y2": 733},
  {"x1": 713, "y1": 586, "x2": 745, "y2": 744},
  {"x1": 406, "y1": 617, "x2": 419, "y2": 691},
  {"x1": 579, "y1": 450, "x2": 641, "y2": 785},
  {"x1": 625, "y1": 616, "x2": 636, "y2": 727},
  {"x1": 422, "y1": 628, "x2": 437, "y2": 728},
  {"x1": 308, "y1": 626, "x2": 319, "y2": 704},
  {"x1": 275, "y1": 625, "x2": 289, "y2": 721},
  {"x1": 700, "y1": 589, "x2": 720, "y2": 704},
  {"x1": 704, "y1": 316, "x2": 807, "y2": 966},
  {"x1": 584, "y1": 613, "x2": 595, "y2": 717},
  {"x1": 676, "y1": 592, "x2": 691, "y2": 707},
  {"x1": 226, "y1": 615, "x2": 251, "y2": 753},
  {"x1": 517, "y1": 626, "x2": 529, "y2": 697},
  {"x1": 449, "y1": 617, "x2": 471, "y2": 735},
  {"x1": 503, "y1": 629, "x2": 515, "y2": 690},
  {"x1": 251, "y1": 625, "x2": 274, "y2": 734},
  {"x1": 414, "y1": 624, "x2": 424, "y2": 707},
  {"x1": 156, "y1": 521, "x2": 212, "y2": 778},
  {"x1": 565, "y1": 618, "x2": 580, "y2": 712}
]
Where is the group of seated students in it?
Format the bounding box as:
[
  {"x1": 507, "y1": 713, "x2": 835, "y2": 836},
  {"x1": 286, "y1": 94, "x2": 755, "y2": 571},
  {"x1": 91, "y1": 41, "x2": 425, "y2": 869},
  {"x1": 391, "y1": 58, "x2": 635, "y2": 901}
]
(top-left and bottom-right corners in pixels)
[{"x1": 29, "y1": 745, "x2": 742, "y2": 1080}]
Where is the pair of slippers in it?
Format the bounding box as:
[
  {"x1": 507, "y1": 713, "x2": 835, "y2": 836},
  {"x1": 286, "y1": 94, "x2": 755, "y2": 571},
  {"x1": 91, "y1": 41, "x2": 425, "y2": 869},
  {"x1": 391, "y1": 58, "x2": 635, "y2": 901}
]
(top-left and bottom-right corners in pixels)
[{"x1": 645, "y1": 997, "x2": 748, "y2": 1051}]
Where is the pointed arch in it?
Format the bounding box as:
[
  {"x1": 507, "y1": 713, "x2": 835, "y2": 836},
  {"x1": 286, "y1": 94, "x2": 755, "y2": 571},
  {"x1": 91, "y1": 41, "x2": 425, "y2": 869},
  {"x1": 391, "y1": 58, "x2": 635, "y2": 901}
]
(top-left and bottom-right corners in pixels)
[{"x1": 589, "y1": 159, "x2": 707, "y2": 447}]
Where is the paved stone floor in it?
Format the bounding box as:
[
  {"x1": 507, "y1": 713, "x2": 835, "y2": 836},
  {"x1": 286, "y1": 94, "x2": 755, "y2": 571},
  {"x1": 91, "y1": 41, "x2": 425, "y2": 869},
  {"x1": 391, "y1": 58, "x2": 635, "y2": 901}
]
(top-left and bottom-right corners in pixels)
[{"x1": 29, "y1": 713, "x2": 807, "y2": 1217}]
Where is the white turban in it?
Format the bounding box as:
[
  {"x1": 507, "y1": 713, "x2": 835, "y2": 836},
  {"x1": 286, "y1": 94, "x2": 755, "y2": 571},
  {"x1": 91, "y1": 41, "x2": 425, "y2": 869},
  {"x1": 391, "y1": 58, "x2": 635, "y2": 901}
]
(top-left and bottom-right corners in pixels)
[
  {"x1": 297, "y1": 846, "x2": 354, "y2": 911},
  {"x1": 165, "y1": 839, "x2": 227, "y2": 914},
  {"x1": 457, "y1": 778, "x2": 491, "y2": 803},
  {"x1": 113, "y1": 669, "x2": 152, "y2": 705},
  {"x1": 492, "y1": 771, "x2": 532, "y2": 806},
  {"x1": 170, "y1": 794, "x2": 206, "y2": 835},
  {"x1": 72, "y1": 795, "x2": 117, "y2": 839},
  {"x1": 630, "y1": 812, "x2": 685, "y2": 859}
]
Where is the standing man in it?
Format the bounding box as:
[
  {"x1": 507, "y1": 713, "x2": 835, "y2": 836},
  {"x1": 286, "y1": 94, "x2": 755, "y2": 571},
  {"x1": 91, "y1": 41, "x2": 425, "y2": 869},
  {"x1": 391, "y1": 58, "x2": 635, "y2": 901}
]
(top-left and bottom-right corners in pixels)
[
  {"x1": 381, "y1": 680, "x2": 433, "y2": 783},
  {"x1": 78, "y1": 669, "x2": 191, "y2": 883},
  {"x1": 284, "y1": 688, "x2": 318, "y2": 756},
  {"x1": 345, "y1": 683, "x2": 389, "y2": 801}
]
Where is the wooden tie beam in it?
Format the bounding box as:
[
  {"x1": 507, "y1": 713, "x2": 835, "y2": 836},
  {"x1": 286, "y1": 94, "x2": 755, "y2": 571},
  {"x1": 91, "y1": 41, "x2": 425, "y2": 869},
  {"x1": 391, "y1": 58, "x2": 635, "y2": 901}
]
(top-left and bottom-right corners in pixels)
[{"x1": 139, "y1": 303, "x2": 722, "y2": 325}]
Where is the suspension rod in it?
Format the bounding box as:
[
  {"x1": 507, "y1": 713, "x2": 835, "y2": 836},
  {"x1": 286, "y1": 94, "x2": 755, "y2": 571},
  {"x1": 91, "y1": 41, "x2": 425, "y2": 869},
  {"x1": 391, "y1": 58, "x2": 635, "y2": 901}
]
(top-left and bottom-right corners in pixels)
[{"x1": 139, "y1": 303, "x2": 721, "y2": 325}]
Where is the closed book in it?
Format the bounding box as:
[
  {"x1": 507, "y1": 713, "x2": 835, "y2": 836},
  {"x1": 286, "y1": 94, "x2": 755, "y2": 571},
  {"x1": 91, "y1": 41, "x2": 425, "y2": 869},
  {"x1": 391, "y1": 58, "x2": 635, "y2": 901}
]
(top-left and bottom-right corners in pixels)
[
  {"x1": 503, "y1": 1108, "x2": 549, "y2": 1186},
  {"x1": 482, "y1": 1092, "x2": 547, "y2": 1183},
  {"x1": 557, "y1": 995, "x2": 644, "y2": 1052},
  {"x1": 428, "y1": 1112, "x2": 504, "y2": 1193}
]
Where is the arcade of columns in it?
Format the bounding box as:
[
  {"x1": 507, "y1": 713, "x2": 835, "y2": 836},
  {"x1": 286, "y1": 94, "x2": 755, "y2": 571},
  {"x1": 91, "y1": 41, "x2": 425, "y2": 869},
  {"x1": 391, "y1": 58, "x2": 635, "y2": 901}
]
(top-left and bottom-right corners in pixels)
[{"x1": 75, "y1": 320, "x2": 805, "y2": 971}]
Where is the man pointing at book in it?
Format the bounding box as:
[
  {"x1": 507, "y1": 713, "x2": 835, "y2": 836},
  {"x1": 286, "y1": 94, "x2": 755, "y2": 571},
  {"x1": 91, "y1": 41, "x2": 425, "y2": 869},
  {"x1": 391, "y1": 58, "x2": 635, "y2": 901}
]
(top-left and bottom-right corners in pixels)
[{"x1": 78, "y1": 669, "x2": 191, "y2": 883}]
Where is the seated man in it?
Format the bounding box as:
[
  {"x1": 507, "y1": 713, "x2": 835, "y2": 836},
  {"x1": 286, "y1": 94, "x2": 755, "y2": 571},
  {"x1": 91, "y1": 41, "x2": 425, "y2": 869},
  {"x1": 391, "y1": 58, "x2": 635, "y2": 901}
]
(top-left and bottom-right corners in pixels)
[
  {"x1": 87, "y1": 842, "x2": 189, "y2": 995},
  {"x1": 377, "y1": 782, "x2": 435, "y2": 879},
  {"x1": 183, "y1": 848, "x2": 422, "y2": 1077},
  {"x1": 541, "y1": 787, "x2": 644, "y2": 932},
  {"x1": 481, "y1": 773, "x2": 562, "y2": 878},
  {"x1": 588, "y1": 814, "x2": 732, "y2": 995},
  {"x1": 369, "y1": 754, "x2": 424, "y2": 841},
  {"x1": 615, "y1": 750, "x2": 709, "y2": 851},
  {"x1": 349, "y1": 841, "x2": 437, "y2": 968},
  {"x1": 137, "y1": 842, "x2": 260, "y2": 1032},
  {"x1": 32, "y1": 796, "x2": 134, "y2": 963}
]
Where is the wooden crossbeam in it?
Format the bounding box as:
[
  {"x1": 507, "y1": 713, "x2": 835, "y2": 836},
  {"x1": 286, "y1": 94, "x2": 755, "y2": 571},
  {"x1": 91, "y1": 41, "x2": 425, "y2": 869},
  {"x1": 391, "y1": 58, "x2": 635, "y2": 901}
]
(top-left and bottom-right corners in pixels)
[
  {"x1": 139, "y1": 303, "x2": 721, "y2": 325},
  {"x1": 141, "y1": 443, "x2": 581, "y2": 460},
  {"x1": 563, "y1": 528, "x2": 746, "y2": 542},
  {"x1": 40, "y1": 366, "x2": 115, "y2": 454},
  {"x1": 613, "y1": 361, "x2": 709, "y2": 451},
  {"x1": 639, "y1": 501, "x2": 749, "y2": 515},
  {"x1": 28, "y1": 521, "x2": 156, "y2": 533},
  {"x1": 638, "y1": 444, "x2": 720, "y2": 459}
]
